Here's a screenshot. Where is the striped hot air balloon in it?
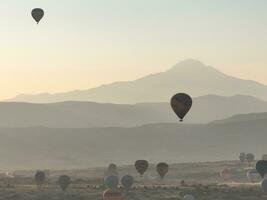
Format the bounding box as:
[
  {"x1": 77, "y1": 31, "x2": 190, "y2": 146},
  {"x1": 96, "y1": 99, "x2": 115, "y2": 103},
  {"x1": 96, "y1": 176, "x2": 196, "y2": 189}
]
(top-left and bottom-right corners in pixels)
[
  {"x1": 135, "y1": 160, "x2": 149, "y2": 176},
  {"x1": 103, "y1": 189, "x2": 124, "y2": 200}
]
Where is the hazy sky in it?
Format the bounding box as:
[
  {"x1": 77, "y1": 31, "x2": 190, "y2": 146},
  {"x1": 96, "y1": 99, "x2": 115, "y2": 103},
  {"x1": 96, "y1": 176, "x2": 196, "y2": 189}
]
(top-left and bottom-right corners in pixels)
[{"x1": 1, "y1": 0, "x2": 267, "y2": 99}]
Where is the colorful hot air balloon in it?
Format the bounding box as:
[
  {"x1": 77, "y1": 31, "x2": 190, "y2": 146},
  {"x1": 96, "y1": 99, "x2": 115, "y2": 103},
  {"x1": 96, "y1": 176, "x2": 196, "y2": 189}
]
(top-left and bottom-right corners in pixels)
[
  {"x1": 121, "y1": 175, "x2": 134, "y2": 190},
  {"x1": 104, "y1": 176, "x2": 119, "y2": 190},
  {"x1": 156, "y1": 162, "x2": 169, "y2": 179},
  {"x1": 103, "y1": 189, "x2": 123, "y2": 200},
  {"x1": 171, "y1": 93, "x2": 192, "y2": 122},
  {"x1": 247, "y1": 169, "x2": 260, "y2": 183},
  {"x1": 135, "y1": 160, "x2": 149, "y2": 176},
  {"x1": 58, "y1": 175, "x2": 71, "y2": 191},
  {"x1": 256, "y1": 160, "x2": 267, "y2": 178},
  {"x1": 35, "y1": 170, "x2": 46, "y2": 188},
  {"x1": 183, "y1": 194, "x2": 195, "y2": 200},
  {"x1": 262, "y1": 178, "x2": 267, "y2": 193},
  {"x1": 31, "y1": 8, "x2": 44, "y2": 24}
]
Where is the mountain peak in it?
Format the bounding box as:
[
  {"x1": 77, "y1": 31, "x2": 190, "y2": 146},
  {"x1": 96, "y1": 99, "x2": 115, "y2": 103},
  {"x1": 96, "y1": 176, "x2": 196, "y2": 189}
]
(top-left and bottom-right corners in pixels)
[{"x1": 172, "y1": 59, "x2": 206, "y2": 69}]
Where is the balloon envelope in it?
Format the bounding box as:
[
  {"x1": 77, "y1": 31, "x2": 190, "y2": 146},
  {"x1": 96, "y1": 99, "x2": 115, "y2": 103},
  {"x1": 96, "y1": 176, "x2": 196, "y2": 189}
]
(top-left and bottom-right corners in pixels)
[
  {"x1": 104, "y1": 176, "x2": 119, "y2": 190},
  {"x1": 171, "y1": 93, "x2": 192, "y2": 122},
  {"x1": 31, "y1": 8, "x2": 44, "y2": 24},
  {"x1": 156, "y1": 162, "x2": 169, "y2": 179},
  {"x1": 262, "y1": 179, "x2": 267, "y2": 193},
  {"x1": 121, "y1": 175, "x2": 134, "y2": 190},
  {"x1": 58, "y1": 175, "x2": 71, "y2": 191},
  {"x1": 256, "y1": 160, "x2": 267, "y2": 178},
  {"x1": 183, "y1": 194, "x2": 195, "y2": 200},
  {"x1": 135, "y1": 160, "x2": 149, "y2": 176},
  {"x1": 35, "y1": 171, "x2": 45, "y2": 186},
  {"x1": 105, "y1": 164, "x2": 119, "y2": 177},
  {"x1": 103, "y1": 189, "x2": 123, "y2": 200}
]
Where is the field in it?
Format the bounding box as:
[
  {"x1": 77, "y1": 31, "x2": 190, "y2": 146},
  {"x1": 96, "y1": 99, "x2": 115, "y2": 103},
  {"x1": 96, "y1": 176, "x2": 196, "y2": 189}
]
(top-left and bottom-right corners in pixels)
[{"x1": 0, "y1": 160, "x2": 265, "y2": 200}]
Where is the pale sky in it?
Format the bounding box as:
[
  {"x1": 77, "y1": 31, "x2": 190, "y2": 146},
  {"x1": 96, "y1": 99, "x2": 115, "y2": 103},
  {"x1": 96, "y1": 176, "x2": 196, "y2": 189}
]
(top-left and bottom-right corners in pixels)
[{"x1": 1, "y1": 0, "x2": 267, "y2": 99}]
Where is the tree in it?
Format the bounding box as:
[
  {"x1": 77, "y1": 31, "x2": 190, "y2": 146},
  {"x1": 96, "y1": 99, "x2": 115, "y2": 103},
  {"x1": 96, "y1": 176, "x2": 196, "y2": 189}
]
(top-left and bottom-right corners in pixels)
[
  {"x1": 239, "y1": 152, "x2": 246, "y2": 163},
  {"x1": 246, "y1": 153, "x2": 255, "y2": 167}
]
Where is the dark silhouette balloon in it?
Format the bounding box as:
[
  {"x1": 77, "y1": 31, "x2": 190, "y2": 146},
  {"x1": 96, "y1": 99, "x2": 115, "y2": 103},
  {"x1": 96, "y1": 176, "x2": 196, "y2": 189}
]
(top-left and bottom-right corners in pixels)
[
  {"x1": 104, "y1": 163, "x2": 119, "y2": 177},
  {"x1": 135, "y1": 160, "x2": 149, "y2": 176},
  {"x1": 171, "y1": 93, "x2": 192, "y2": 122},
  {"x1": 156, "y1": 162, "x2": 169, "y2": 179},
  {"x1": 256, "y1": 160, "x2": 267, "y2": 178},
  {"x1": 121, "y1": 175, "x2": 134, "y2": 190},
  {"x1": 58, "y1": 175, "x2": 71, "y2": 191},
  {"x1": 31, "y1": 8, "x2": 44, "y2": 24},
  {"x1": 35, "y1": 170, "x2": 45, "y2": 188},
  {"x1": 104, "y1": 175, "x2": 119, "y2": 190},
  {"x1": 103, "y1": 189, "x2": 123, "y2": 200}
]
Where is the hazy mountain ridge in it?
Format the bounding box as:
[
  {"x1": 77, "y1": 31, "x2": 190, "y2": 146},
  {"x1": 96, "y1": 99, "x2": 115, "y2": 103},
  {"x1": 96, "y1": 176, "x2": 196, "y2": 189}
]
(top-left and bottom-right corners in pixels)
[
  {"x1": 0, "y1": 118, "x2": 266, "y2": 169},
  {"x1": 0, "y1": 95, "x2": 267, "y2": 127},
  {"x1": 8, "y1": 59, "x2": 267, "y2": 103}
]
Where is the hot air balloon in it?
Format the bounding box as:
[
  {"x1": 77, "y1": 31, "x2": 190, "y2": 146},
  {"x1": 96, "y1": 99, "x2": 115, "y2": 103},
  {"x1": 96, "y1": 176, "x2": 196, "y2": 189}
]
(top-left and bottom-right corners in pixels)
[
  {"x1": 103, "y1": 189, "x2": 123, "y2": 200},
  {"x1": 262, "y1": 178, "x2": 267, "y2": 193},
  {"x1": 183, "y1": 194, "x2": 195, "y2": 200},
  {"x1": 104, "y1": 164, "x2": 119, "y2": 178},
  {"x1": 35, "y1": 170, "x2": 46, "y2": 188},
  {"x1": 256, "y1": 160, "x2": 267, "y2": 178},
  {"x1": 247, "y1": 169, "x2": 260, "y2": 183},
  {"x1": 135, "y1": 160, "x2": 149, "y2": 176},
  {"x1": 58, "y1": 175, "x2": 71, "y2": 191},
  {"x1": 121, "y1": 175, "x2": 134, "y2": 190},
  {"x1": 31, "y1": 8, "x2": 44, "y2": 24},
  {"x1": 104, "y1": 176, "x2": 119, "y2": 190},
  {"x1": 156, "y1": 162, "x2": 168, "y2": 179},
  {"x1": 170, "y1": 93, "x2": 192, "y2": 122}
]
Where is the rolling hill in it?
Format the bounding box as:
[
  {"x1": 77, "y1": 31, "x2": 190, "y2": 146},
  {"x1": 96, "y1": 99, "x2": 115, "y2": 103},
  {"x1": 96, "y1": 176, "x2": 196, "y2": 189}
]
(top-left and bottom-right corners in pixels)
[
  {"x1": 0, "y1": 117, "x2": 266, "y2": 169},
  {"x1": 8, "y1": 59, "x2": 267, "y2": 103},
  {"x1": 0, "y1": 95, "x2": 266, "y2": 127}
]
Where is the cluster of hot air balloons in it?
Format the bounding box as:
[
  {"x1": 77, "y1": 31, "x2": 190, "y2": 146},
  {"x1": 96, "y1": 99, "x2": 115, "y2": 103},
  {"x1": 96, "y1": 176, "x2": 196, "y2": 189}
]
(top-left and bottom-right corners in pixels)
[
  {"x1": 102, "y1": 161, "x2": 170, "y2": 200},
  {"x1": 34, "y1": 170, "x2": 71, "y2": 192}
]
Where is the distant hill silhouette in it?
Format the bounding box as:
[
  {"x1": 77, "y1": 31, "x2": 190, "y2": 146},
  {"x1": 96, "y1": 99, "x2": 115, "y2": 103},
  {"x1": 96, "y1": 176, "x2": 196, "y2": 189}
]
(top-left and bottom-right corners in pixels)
[
  {"x1": 212, "y1": 112, "x2": 267, "y2": 124},
  {"x1": 8, "y1": 59, "x2": 267, "y2": 103},
  {"x1": 0, "y1": 95, "x2": 267, "y2": 127},
  {"x1": 0, "y1": 118, "x2": 266, "y2": 168}
]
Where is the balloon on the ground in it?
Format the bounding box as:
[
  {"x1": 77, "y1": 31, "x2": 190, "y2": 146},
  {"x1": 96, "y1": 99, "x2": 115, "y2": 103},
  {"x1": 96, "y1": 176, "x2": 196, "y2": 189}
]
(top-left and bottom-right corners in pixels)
[
  {"x1": 121, "y1": 175, "x2": 134, "y2": 190},
  {"x1": 103, "y1": 189, "x2": 123, "y2": 200},
  {"x1": 58, "y1": 175, "x2": 71, "y2": 191},
  {"x1": 156, "y1": 162, "x2": 169, "y2": 179},
  {"x1": 104, "y1": 175, "x2": 119, "y2": 190},
  {"x1": 135, "y1": 160, "x2": 149, "y2": 176},
  {"x1": 171, "y1": 93, "x2": 192, "y2": 122},
  {"x1": 35, "y1": 170, "x2": 45, "y2": 187},
  {"x1": 247, "y1": 169, "x2": 260, "y2": 182},
  {"x1": 183, "y1": 194, "x2": 195, "y2": 200},
  {"x1": 261, "y1": 178, "x2": 267, "y2": 193},
  {"x1": 256, "y1": 160, "x2": 267, "y2": 178},
  {"x1": 31, "y1": 8, "x2": 44, "y2": 24}
]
